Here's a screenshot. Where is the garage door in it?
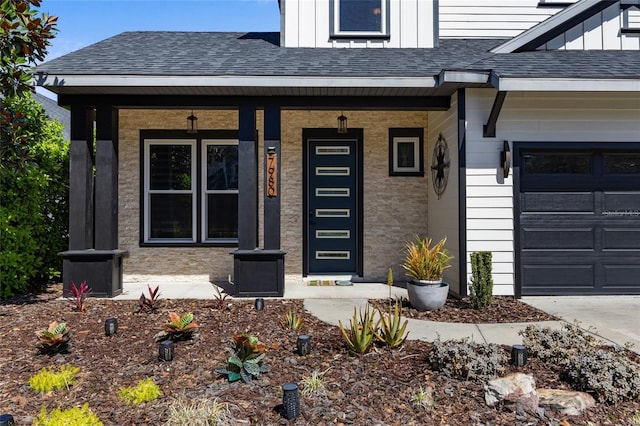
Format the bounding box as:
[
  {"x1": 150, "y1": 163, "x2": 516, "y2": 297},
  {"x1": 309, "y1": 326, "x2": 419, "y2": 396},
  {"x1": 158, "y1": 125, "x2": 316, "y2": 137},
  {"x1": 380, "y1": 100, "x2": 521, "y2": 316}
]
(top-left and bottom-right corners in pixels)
[{"x1": 516, "y1": 143, "x2": 640, "y2": 296}]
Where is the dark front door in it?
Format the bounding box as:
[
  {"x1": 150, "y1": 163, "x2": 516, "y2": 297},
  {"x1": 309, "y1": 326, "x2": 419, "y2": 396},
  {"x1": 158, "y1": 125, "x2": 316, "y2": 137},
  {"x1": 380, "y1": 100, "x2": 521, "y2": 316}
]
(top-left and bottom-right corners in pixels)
[
  {"x1": 515, "y1": 143, "x2": 640, "y2": 296},
  {"x1": 305, "y1": 133, "x2": 361, "y2": 275}
]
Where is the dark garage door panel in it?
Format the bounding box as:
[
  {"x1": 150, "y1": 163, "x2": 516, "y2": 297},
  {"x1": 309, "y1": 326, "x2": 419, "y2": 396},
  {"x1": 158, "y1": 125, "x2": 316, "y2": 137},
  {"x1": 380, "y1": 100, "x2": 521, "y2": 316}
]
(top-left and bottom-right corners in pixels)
[{"x1": 517, "y1": 146, "x2": 640, "y2": 296}]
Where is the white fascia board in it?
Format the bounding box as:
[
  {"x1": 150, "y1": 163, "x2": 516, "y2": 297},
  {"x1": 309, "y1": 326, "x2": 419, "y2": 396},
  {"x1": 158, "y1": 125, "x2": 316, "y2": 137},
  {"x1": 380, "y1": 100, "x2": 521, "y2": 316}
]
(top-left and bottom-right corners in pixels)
[
  {"x1": 495, "y1": 77, "x2": 640, "y2": 91},
  {"x1": 35, "y1": 74, "x2": 438, "y2": 89},
  {"x1": 491, "y1": 0, "x2": 606, "y2": 54}
]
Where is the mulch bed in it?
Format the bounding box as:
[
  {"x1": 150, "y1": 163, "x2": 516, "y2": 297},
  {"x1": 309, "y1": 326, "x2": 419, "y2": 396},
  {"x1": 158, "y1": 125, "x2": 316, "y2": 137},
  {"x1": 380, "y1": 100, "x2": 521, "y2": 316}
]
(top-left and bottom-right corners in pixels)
[{"x1": 0, "y1": 284, "x2": 638, "y2": 425}]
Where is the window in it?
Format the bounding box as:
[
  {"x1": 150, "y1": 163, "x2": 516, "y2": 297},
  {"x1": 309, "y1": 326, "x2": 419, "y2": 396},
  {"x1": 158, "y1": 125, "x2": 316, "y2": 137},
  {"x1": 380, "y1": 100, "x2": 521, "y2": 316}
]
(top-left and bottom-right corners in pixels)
[
  {"x1": 389, "y1": 128, "x2": 424, "y2": 176},
  {"x1": 331, "y1": 0, "x2": 389, "y2": 38},
  {"x1": 142, "y1": 135, "x2": 238, "y2": 245},
  {"x1": 523, "y1": 152, "x2": 591, "y2": 174}
]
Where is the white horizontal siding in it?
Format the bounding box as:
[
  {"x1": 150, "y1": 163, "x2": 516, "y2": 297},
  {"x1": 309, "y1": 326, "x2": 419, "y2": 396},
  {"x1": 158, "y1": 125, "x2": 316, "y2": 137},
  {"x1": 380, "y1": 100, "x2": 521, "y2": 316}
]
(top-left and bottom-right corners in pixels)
[
  {"x1": 427, "y1": 93, "x2": 460, "y2": 294},
  {"x1": 439, "y1": 0, "x2": 570, "y2": 39},
  {"x1": 539, "y1": 3, "x2": 640, "y2": 50},
  {"x1": 464, "y1": 88, "x2": 640, "y2": 296}
]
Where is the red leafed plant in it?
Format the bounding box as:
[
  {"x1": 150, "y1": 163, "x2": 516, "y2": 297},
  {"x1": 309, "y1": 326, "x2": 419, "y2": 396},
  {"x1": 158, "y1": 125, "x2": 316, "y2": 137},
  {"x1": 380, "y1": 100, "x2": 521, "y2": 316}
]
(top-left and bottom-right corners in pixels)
[
  {"x1": 65, "y1": 281, "x2": 91, "y2": 312},
  {"x1": 137, "y1": 284, "x2": 160, "y2": 313}
]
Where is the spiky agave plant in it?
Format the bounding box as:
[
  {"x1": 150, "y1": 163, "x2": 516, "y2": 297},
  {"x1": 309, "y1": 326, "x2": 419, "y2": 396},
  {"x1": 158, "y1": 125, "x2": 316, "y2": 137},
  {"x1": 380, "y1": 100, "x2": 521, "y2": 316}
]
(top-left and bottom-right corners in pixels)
[
  {"x1": 36, "y1": 321, "x2": 72, "y2": 354},
  {"x1": 374, "y1": 300, "x2": 409, "y2": 348},
  {"x1": 154, "y1": 312, "x2": 198, "y2": 342},
  {"x1": 338, "y1": 305, "x2": 376, "y2": 354}
]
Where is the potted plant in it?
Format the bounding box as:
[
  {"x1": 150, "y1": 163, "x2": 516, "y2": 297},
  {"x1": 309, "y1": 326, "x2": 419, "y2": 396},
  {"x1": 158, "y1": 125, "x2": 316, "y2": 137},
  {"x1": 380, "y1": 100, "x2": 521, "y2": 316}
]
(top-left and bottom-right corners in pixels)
[{"x1": 402, "y1": 236, "x2": 453, "y2": 311}]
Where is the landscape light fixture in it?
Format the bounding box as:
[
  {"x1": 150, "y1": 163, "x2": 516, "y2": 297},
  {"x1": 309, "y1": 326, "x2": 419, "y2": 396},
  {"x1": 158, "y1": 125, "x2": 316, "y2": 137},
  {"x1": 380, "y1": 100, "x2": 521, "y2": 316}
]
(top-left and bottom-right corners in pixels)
[
  {"x1": 0, "y1": 414, "x2": 15, "y2": 426},
  {"x1": 282, "y1": 383, "x2": 300, "y2": 419},
  {"x1": 158, "y1": 340, "x2": 174, "y2": 362},
  {"x1": 297, "y1": 335, "x2": 311, "y2": 356},
  {"x1": 186, "y1": 110, "x2": 198, "y2": 134},
  {"x1": 511, "y1": 344, "x2": 527, "y2": 366},
  {"x1": 337, "y1": 111, "x2": 348, "y2": 134},
  {"x1": 104, "y1": 318, "x2": 118, "y2": 336},
  {"x1": 255, "y1": 298, "x2": 265, "y2": 310}
]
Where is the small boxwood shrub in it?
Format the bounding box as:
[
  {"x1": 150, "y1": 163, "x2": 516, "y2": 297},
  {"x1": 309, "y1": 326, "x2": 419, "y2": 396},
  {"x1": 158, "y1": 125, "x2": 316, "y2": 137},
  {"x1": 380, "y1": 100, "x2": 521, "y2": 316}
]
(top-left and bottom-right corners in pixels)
[
  {"x1": 564, "y1": 349, "x2": 640, "y2": 404},
  {"x1": 429, "y1": 338, "x2": 507, "y2": 381}
]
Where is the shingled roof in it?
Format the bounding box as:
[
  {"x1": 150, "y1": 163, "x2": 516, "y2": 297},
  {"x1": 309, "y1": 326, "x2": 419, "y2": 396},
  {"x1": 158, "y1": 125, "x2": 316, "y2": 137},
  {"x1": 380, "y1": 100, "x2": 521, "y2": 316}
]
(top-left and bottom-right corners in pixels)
[{"x1": 35, "y1": 31, "x2": 640, "y2": 96}]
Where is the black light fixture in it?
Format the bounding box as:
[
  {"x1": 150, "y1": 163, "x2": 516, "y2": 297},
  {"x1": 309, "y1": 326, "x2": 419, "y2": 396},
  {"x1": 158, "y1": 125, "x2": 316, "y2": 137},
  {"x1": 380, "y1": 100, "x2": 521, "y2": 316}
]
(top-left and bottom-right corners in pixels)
[
  {"x1": 0, "y1": 414, "x2": 15, "y2": 426},
  {"x1": 511, "y1": 344, "x2": 527, "y2": 366},
  {"x1": 500, "y1": 140, "x2": 511, "y2": 178},
  {"x1": 158, "y1": 340, "x2": 174, "y2": 362},
  {"x1": 282, "y1": 383, "x2": 300, "y2": 420},
  {"x1": 254, "y1": 298, "x2": 265, "y2": 310},
  {"x1": 337, "y1": 111, "x2": 348, "y2": 134},
  {"x1": 297, "y1": 335, "x2": 311, "y2": 356},
  {"x1": 104, "y1": 318, "x2": 118, "y2": 336},
  {"x1": 186, "y1": 110, "x2": 198, "y2": 134}
]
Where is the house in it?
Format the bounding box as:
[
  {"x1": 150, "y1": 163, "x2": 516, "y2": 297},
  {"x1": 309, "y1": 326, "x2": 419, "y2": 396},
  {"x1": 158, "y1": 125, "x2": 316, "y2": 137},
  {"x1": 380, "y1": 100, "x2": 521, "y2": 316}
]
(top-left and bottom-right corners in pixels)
[{"x1": 35, "y1": 0, "x2": 640, "y2": 298}]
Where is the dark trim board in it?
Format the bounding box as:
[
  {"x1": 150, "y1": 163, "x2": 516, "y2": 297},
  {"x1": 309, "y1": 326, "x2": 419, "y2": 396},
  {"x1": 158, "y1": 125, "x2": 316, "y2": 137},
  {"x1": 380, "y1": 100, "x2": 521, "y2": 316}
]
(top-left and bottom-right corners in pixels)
[
  {"x1": 58, "y1": 95, "x2": 451, "y2": 111},
  {"x1": 302, "y1": 128, "x2": 364, "y2": 278},
  {"x1": 457, "y1": 89, "x2": 467, "y2": 298}
]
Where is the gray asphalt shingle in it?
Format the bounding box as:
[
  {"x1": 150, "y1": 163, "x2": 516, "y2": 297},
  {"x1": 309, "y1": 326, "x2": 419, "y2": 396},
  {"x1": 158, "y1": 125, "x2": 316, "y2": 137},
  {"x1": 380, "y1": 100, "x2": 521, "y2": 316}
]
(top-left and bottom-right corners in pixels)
[{"x1": 36, "y1": 31, "x2": 640, "y2": 81}]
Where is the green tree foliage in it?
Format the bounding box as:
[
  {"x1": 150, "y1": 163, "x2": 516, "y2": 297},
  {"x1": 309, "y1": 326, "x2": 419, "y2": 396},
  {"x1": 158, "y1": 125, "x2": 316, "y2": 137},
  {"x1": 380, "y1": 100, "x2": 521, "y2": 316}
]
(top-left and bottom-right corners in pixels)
[
  {"x1": 470, "y1": 251, "x2": 493, "y2": 310},
  {"x1": 1, "y1": 0, "x2": 58, "y2": 97},
  {"x1": 0, "y1": 94, "x2": 68, "y2": 298}
]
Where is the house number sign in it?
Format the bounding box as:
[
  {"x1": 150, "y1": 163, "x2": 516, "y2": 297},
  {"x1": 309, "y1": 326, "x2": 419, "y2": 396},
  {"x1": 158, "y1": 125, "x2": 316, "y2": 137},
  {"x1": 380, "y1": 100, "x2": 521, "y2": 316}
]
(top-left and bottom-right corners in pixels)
[{"x1": 267, "y1": 147, "x2": 278, "y2": 197}]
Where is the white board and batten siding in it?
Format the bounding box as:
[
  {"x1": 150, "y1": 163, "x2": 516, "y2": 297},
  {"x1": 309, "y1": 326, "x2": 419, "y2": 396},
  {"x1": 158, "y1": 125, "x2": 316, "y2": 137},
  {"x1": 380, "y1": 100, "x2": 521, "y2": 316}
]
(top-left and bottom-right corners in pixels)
[
  {"x1": 439, "y1": 0, "x2": 575, "y2": 39},
  {"x1": 538, "y1": 3, "x2": 640, "y2": 50},
  {"x1": 464, "y1": 88, "x2": 640, "y2": 296},
  {"x1": 280, "y1": 0, "x2": 436, "y2": 48},
  {"x1": 427, "y1": 93, "x2": 461, "y2": 295}
]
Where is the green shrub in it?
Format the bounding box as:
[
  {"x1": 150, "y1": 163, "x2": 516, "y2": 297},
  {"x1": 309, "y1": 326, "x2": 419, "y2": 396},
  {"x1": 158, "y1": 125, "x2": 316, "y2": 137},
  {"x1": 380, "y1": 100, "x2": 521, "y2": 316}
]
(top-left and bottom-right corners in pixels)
[
  {"x1": 33, "y1": 403, "x2": 103, "y2": 426},
  {"x1": 29, "y1": 365, "x2": 80, "y2": 392},
  {"x1": 564, "y1": 349, "x2": 640, "y2": 404},
  {"x1": 0, "y1": 95, "x2": 68, "y2": 299},
  {"x1": 469, "y1": 251, "x2": 493, "y2": 309},
  {"x1": 520, "y1": 323, "x2": 600, "y2": 367},
  {"x1": 429, "y1": 338, "x2": 507, "y2": 381},
  {"x1": 118, "y1": 378, "x2": 162, "y2": 405}
]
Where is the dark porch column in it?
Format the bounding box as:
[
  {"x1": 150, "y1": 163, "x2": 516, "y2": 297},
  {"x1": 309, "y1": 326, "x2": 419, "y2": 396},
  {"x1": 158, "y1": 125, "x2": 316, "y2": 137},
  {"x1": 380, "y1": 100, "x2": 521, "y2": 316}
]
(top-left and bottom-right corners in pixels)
[
  {"x1": 263, "y1": 105, "x2": 281, "y2": 250},
  {"x1": 68, "y1": 106, "x2": 94, "y2": 250},
  {"x1": 233, "y1": 104, "x2": 286, "y2": 297},
  {"x1": 95, "y1": 105, "x2": 118, "y2": 250},
  {"x1": 61, "y1": 104, "x2": 126, "y2": 297},
  {"x1": 237, "y1": 105, "x2": 258, "y2": 249}
]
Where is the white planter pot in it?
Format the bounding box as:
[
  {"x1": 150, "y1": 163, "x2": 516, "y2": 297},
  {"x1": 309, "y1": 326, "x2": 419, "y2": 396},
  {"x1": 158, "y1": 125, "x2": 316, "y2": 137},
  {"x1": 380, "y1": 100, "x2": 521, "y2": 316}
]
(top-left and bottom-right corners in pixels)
[{"x1": 407, "y1": 280, "x2": 449, "y2": 311}]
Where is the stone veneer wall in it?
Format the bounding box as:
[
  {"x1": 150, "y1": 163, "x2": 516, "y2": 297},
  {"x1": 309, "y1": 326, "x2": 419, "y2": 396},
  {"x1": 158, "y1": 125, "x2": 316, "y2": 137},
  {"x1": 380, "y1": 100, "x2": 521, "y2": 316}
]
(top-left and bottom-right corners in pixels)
[
  {"x1": 280, "y1": 110, "x2": 429, "y2": 282},
  {"x1": 118, "y1": 109, "x2": 429, "y2": 283}
]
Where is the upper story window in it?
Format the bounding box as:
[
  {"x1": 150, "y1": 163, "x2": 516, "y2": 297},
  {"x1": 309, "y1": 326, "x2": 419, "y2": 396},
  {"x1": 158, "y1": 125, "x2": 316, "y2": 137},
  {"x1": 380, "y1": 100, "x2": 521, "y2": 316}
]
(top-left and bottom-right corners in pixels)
[{"x1": 331, "y1": 0, "x2": 389, "y2": 38}]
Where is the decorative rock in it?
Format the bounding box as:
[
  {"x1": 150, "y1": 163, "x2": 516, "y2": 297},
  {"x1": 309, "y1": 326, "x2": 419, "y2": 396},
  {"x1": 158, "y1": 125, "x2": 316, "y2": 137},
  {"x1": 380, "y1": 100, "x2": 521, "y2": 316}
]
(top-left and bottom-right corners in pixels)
[
  {"x1": 485, "y1": 373, "x2": 538, "y2": 412},
  {"x1": 538, "y1": 389, "x2": 596, "y2": 416}
]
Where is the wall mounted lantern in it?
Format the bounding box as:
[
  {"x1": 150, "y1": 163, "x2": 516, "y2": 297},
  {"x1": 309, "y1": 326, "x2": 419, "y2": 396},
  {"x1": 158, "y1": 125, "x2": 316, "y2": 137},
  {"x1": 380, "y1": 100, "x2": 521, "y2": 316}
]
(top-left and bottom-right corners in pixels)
[
  {"x1": 337, "y1": 112, "x2": 348, "y2": 134},
  {"x1": 501, "y1": 140, "x2": 511, "y2": 178},
  {"x1": 186, "y1": 110, "x2": 198, "y2": 134}
]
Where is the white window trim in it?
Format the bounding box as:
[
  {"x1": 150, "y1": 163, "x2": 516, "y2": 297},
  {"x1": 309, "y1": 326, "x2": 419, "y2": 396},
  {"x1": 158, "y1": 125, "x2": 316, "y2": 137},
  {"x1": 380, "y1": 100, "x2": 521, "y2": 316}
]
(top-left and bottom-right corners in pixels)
[
  {"x1": 392, "y1": 136, "x2": 420, "y2": 173},
  {"x1": 143, "y1": 139, "x2": 197, "y2": 243},
  {"x1": 331, "y1": 0, "x2": 390, "y2": 38},
  {"x1": 201, "y1": 139, "x2": 239, "y2": 244}
]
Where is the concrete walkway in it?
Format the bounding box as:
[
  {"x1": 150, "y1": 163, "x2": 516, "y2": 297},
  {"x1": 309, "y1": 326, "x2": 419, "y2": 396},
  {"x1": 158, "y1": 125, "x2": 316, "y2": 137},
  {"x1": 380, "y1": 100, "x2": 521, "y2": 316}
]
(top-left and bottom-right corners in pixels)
[{"x1": 113, "y1": 277, "x2": 640, "y2": 354}]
